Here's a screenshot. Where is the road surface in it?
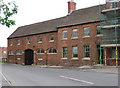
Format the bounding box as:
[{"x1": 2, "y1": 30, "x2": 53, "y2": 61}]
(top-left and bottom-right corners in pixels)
[{"x1": 2, "y1": 63, "x2": 118, "y2": 86}]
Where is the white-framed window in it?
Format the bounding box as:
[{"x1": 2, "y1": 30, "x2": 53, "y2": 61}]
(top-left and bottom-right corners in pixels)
[
  {"x1": 50, "y1": 35, "x2": 54, "y2": 41},
  {"x1": 27, "y1": 38, "x2": 30, "y2": 44},
  {"x1": 84, "y1": 27, "x2": 90, "y2": 36},
  {"x1": 62, "y1": 30, "x2": 67, "y2": 39},
  {"x1": 10, "y1": 40, "x2": 13, "y2": 46},
  {"x1": 62, "y1": 47, "x2": 67, "y2": 58},
  {"x1": 72, "y1": 46, "x2": 78, "y2": 57},
  {"x1": 17, "y1": 39, "x2": 20, "y2": 45},
  {"x1": 9, "y1": 50, "x2": 14, "y2": 55},
  {"x1": 72, "y1": 29, "x2": 78, "y2": 38},
  {"x1": 38, "y1": 36, "x2": 42, "y2": 43},
  {"x1": 16, "y1": 50, "x2": 22, "y2": 55},
  {"x1": 47, "y1": 48, "x2": 57, "y2": 54},
  {"x1": 110, "y1": 1, "x2": 118, "y2": 8},
  {"x1": 84, "y1": 46, "x2": 90, "y2": 57},
  {"x1": 96, "y1": 26, "x2": 101, "y2": 35},
  {"x1": 36, "y1": 49, "x2": 44, "y2": 54}
]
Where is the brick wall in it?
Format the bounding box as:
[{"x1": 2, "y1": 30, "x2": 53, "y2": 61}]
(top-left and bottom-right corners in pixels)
[
  {"x1": 7, "y1": 32, "x2": 58, "y2": 65},
  {"x1": 58, "y1": 22, "x2": 102, "y2": 66}
]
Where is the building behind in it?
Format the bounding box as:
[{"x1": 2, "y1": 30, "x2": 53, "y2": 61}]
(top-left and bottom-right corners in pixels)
[
  {"x1": 7, "y1": 0, "x2": 120, "y2": 66},
  {"x1": 101, "y1": 0, "x2": 120, "y2": 66},
  {"x1": 0, "y1": 47, "x2": 7, "y2": 61}
]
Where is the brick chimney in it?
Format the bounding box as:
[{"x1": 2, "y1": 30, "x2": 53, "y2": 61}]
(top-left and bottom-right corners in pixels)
[{"x1": 68, "y1": 0, "x2": 76, "y2": 14}]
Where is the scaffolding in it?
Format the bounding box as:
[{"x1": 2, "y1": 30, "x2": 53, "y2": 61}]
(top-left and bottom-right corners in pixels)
[
  {"x1": 100, "y1": 2, "x2": 120, "y2": 66},
  {"x1": 100, "y1": 9, "x2": 120, "y2": 45}
]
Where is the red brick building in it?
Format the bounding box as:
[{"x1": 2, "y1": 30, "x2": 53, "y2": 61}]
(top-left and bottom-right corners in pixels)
[{"x1": 7, "y1": 0, "x2": 120, "y2": 66}]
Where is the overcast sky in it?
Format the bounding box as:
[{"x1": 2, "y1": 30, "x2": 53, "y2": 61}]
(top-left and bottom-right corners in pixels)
[{"x1": 0, "y1": 0, "x2": 106, "y2": 47}]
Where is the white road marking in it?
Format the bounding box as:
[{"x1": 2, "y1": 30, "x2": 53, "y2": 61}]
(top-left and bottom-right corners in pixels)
[
  {"x1": 0, "y1": 72, "x2": 12, "y2": 86},
  {"x1": 60, "y1": 75, "x2": 94, "y2": 85}
]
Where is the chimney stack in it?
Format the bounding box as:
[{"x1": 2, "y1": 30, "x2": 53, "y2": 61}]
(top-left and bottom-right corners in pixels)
[{"x1": 68, "y1": 0, "x2": 76, "y2": 14}]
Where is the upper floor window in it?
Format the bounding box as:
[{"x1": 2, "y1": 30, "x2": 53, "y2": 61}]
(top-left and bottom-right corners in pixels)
[
  {"x1": 84, "y1": 27, "x2": 90, "y2": 36},
  {"x1": 47, "y1": 48, "x2": 57, "y2": 54},
  {"x1": 72, "y1": 46, "x2": 78, "y2": 58},
  {"x1": 36, "y1": 49, "x2": 44, "y2": 54},
  {"x1": 96, "y1": 26, "x2": 101, "y2": 35},
  {"x1": 10, "y1": 40, "x2": 13, "y2": 46},
  {"x1": 50, "y1": 35, "x2": 54, "y2": 41},
  {"x1": 27, "y1": 38, "x2": 30, "y2": 44},
  {"x1": 110, "y1": 2, "x2": 117, "y2": 8},
  {"x1": 16, "y1": 50, "x2": 22, "y2": 55},
  {"x1": 62, "y1": 30, "x2": 67, "y2": 39},
  {"x1": 9, "y1": 50, "x2": 14, "y2": 55},
  {"x1": 72, "y1": 29, "x2": 78, "y2": 38},
  {"x1": 17, "y1": 39, "x2": 20, "y2": 45},
  {"x1": 84, "y1": 46, "x2": 90, "y2": 57},
  {"x1": 62, "y1": 47, "x2": 67, "y2": 58},
  {"x1": 38, "y1": 36, "x2": 42, "y2": 43}
]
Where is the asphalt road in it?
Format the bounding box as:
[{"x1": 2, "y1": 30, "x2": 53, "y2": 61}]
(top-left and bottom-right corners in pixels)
[{"x1": 1, "y1": 63, "x2": 118, "y2": 86}]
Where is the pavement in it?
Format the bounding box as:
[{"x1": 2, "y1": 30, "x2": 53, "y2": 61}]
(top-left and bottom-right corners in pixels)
[{"x1": 36, "y1": 65, "x2": 118, "y2": 74}]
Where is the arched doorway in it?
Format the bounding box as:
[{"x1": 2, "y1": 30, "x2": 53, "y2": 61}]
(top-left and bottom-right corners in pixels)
[{"x1": 24, "y1": 49, "x2": 34, "y2": 65}]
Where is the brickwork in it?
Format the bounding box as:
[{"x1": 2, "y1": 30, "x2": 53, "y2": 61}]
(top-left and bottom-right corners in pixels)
[
  {"x1": 7, "y1": 0, "x2": 120, "y2": 66},
  {"x1": 7, "y1": 32, "x2": 58, "y2": 65},
  {"x1": 7, "y1": 22, "x2": 120, "y2": 66},
  {"x1": 57, "y1": 22, "x2": 103, "y2": 66}
]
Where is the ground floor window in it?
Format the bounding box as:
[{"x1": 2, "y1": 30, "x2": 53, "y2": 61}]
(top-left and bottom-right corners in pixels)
[
  {"x1": 36, "y1": 49, "x2": 44, "y2": 54},
  {"x1": 16, "y1": 50, "x2": 22, "y2": 55},
  {"x1": 111, "y1": 48, "x2": 119, "y2": 59},
  {"x1": 84, "y1": 46, "x2": 90, "y2": 57},
  {"x1": 72, "y1": 46, "x2": 78, "y2": 57},
  {"x1": 9, "y1": 50, "x2": 14, "y2": 55},
  {"x1": 47, "y1": 48, "x2": 57, "y2": 54},
  {"x1": 62, "y1": 47, "x2": 67, "y2": 58}
]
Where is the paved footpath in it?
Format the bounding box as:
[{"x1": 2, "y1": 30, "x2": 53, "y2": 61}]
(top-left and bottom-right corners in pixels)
[{"x1": 38, "y1": 65, "x2": 118, "y2": 74}]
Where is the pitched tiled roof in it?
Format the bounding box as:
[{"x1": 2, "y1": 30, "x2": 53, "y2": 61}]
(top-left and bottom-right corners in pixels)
[{"x1": 8, "y1": 5, "x2": 105, "y2": 39}]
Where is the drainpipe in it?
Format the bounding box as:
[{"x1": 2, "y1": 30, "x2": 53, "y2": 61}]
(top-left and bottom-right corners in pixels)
[{"x1": 45, "y1": 51, "x2": 47, "y2": 66}]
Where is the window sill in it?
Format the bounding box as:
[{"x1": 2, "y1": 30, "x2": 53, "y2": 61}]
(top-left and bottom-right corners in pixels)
[
  {"x1": 36, "y1": 53, "x2": 44, "y2": 55},
  {"x1": 38, "y1": 42, "x2": 42, "y2": 44},
  {"x1": 95, "y1": 34, "x2": 103, "y2": 37},
  {"x1": 61, "y1": 58, "x2": 68, "y2": 60},
  {"x1": 82, "y1": 36, "x2": 90, "y2": 38},
  {"x1": 47, "y1": 53, "x2": 57, "y2": 54},
  {"x1": 38, "y1": 58, "x2": 43, "y2": 61},
  {"x1": 9, "y1": 54, "x2": 14, "y2": 55},
  {"x1": 61, "y1": 38, "x2": 67, "y2": 40},
  {"x1": 17, "y1": 44, "x2": 20, "y2": 45},
  {"x1": 71, "y1": 58, "x2": 79, "y2": 60},
  {"x1": 49, "y1": 40, "x2": 54, "y2": 42},
  {"x1": 82, "y1": 57, "x2": 90, "y2": 60},
  {"x1": 71, "y1": 37, "x2": 78, "y2": 40},
  {"x1": 27, "y1": 43, "x2": 30, "y2": 45},
  {"x1": 16, "y1": 54, "x2": 22, "y2": 55}
]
